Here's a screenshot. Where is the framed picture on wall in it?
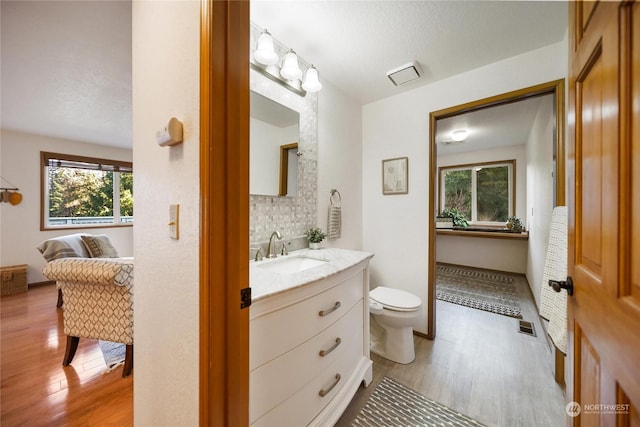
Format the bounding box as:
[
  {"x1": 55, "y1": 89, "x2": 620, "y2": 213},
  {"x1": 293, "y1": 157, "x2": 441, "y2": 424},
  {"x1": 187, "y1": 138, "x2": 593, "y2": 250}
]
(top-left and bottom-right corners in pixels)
[{"x1": 382, "y1": 156, "x2": 408, "y2": 195}]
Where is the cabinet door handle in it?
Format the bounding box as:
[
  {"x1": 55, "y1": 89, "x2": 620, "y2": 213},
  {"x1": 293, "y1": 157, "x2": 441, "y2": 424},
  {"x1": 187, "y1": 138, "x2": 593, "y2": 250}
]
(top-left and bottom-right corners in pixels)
[
  {"x1": 318, "y1": 373, "x2": 341, "y2": 397},
  {"x1": 318, "y1": 301, "x2": 341, "y2": 317},
  {"x1": 319, "y1": 338, "x2": 342, "y2": 357}
]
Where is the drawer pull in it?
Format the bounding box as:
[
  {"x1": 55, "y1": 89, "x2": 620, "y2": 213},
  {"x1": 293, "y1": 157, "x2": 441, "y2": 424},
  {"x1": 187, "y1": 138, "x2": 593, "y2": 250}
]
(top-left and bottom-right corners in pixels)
[
  {"x1": 319, "y1": 301, "x2": 341, "y2": 317},
  {"x1": 318, "y1": 373, "x2": 341, "y2": 397},
  {"x1": 319, "y1": 338, "x2": 342, "y2": 357}
]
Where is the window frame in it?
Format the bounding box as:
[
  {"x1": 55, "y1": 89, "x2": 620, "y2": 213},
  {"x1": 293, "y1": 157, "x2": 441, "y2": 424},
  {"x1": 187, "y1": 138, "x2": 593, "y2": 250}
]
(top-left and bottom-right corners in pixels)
[
  {"x1": 438, "y1": 159, "x2": 516, "y2": 226},
  {"x1": 40, "y1": 151, "x2": 133, "y2": 231}
]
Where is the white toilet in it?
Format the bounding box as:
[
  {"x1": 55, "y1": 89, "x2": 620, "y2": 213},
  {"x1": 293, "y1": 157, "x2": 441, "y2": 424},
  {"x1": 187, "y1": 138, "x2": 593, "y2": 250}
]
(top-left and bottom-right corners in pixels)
[{"x1": 369, "y1": 286, "x2": 422, "y2": 364}]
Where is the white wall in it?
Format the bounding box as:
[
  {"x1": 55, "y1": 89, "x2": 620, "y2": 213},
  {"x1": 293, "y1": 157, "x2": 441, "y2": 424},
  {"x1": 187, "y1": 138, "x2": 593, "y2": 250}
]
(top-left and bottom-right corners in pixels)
[
  {"x1": 318, "y1": 79, "x2": 363, "y2": 250},
  {"x1": 250, "y1": 118, "x2": 286, "y2": 195},
  {"x1": 0, "y1": 129, "x2": 133, "y2": 283},
  {"x1": 526, "y1": 97, "x2": 554, "y2": 309},
  {"x1": 436, "y1": 144, "x2": 528, "y2": 273},
  {"x1": 362, "y1": 40, "x2": 567, "y2": 335},
  {"x1": 132, "y1": 1, "x2": 200, "y2": 425}
]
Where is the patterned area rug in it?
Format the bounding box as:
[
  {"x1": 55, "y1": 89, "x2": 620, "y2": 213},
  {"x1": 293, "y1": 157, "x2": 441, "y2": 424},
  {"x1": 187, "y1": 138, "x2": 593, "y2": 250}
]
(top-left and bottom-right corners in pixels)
[
  {"x1": 98, "y1": 340, "x2": 126, "y2": 372},
  {"x1": 436, "y1": 264, "x2": 522, "y2": 318},
  {"x1": 352, "y1": 377, "x2": 485, "y2": 426}
]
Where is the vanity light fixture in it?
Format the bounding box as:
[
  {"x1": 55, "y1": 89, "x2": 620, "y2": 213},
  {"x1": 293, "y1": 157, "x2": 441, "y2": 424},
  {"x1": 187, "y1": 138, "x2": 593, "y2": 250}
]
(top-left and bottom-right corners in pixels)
[
  {"x1": 451, "y1": 129, "x2": 468, "y2": 142},
  {"x1": 251, "y1": 22, "x2": 322, "y2": 95},
  {"x1": 254, "y1": 29, "x2": 279, "y2": 66},
  {"x1": 280, "y1": 49, "x2": 303, "y2": 81},
  {"x1": 302, "y1": 65, "x2": 322, "y2": 93}
]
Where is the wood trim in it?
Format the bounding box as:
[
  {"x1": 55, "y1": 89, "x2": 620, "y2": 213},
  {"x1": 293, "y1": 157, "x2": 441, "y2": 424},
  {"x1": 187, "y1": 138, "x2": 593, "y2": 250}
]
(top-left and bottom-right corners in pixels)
[
  {"x1": 427, "y1": 113, "x2": 437, "y2": 340},
  {"x1": 278, "y1": 143, "x2": 298, "y2": 197},
  {"x1": 199, "y1": 1, "x2": 250, "y2": 426},
  {"x1": 436, "y1": 229, "x2": 529, "y2": 240},
  {"x1": 427, "y1": 79, "x2": 566, "y2": 342}
]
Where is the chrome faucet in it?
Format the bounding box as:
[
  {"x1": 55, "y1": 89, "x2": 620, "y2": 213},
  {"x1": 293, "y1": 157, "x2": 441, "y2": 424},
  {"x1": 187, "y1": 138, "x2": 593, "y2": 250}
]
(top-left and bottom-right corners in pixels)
[{"x1": 266, "y1": 230, "x2": 282, "y2": 258}]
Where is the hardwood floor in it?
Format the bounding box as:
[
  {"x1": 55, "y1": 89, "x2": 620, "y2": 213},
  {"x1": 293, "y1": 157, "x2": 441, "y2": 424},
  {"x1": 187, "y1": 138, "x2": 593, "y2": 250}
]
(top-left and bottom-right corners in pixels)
[
  {"x1": 337, "y1": 271, "x2": 566, "y2": 427},
  {"x1": 1, "y1": 284, "x2": 133, "y2": 427}
]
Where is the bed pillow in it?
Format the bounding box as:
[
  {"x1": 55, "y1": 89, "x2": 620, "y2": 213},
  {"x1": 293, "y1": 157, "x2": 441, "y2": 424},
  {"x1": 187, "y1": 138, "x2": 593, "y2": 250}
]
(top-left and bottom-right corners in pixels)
[
  {"x1": 37, "y1": 233, "x2": 91, "y2": 261},
  {"x1": 81, "y1": 235, "x2": 119, "y2": 258}
]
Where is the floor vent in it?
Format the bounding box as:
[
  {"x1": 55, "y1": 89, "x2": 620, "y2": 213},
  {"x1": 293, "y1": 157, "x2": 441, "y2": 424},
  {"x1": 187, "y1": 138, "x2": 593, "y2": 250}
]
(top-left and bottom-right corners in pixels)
[{"x1": 518, "y1": 320, "x2": 536, "y2": 337}]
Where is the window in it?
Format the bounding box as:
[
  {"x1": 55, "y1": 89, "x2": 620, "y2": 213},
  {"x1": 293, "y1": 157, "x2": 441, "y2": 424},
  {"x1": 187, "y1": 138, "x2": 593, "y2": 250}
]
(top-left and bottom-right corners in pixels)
[
  {"x1": 439, "y1": 160, "x2": 515, "y2": 224},
  {"x1": 41, "y1": 152, "x2": 133, "y2": 229}
]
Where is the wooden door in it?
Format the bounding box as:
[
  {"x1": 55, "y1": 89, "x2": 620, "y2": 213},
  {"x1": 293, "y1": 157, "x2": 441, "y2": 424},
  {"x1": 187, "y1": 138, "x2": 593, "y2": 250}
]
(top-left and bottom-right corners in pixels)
[
  {"x1": 199, "y1": 0, "x2": 250, "y2": 425},
  {"x1": 567, "y1": 1, "x2": 640, "y2": 426}
]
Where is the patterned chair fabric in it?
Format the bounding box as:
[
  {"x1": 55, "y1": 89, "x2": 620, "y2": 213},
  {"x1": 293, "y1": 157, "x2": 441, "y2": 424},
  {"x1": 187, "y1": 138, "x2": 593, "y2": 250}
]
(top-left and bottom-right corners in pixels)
[{"x1": 43, "y1": 258, "x2": 134, "y2": 345}]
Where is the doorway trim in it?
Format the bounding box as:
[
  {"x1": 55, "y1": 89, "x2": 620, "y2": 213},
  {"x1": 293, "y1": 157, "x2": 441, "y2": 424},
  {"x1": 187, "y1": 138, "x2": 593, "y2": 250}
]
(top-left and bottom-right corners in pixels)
[
  {"x1": 427, "y1": 79, "x2": 566, "y2": 339},
  {"x1": 199, "y1": 1, "x2": 250, "y2": 425}
]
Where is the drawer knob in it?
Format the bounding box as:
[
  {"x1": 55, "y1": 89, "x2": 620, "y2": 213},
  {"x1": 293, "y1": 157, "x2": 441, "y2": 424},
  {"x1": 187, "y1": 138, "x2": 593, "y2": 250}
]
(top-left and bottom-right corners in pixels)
[
  {"x1": 319, "y1": 338, "x2": 342, "y2": 357},
  {"x1": 318, "y1": 301, "x2": 341, "y2": 317},
  {"x1": 318, "y1": 373, "x2": 341, "y2": 397}
]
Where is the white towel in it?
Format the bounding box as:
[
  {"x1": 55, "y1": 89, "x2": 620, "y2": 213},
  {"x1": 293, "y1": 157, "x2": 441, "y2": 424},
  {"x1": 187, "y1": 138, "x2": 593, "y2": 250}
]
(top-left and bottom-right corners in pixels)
[
  {"x1": 327, "y1": 206, "x2": 342, "y2": 240},
  {"x1": 539, "y1": 206, "x2": 568, "y2": 354}
]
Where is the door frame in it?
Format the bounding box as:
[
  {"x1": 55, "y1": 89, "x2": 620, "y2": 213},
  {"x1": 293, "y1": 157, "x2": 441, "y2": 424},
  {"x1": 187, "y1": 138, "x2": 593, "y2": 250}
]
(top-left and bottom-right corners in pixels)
[
  {"x1": 427, "y1": 79, "x2": 566, "y2": 339},
  {"x1": 199, "y1": 1, "x2": 250, "y2": 425}
]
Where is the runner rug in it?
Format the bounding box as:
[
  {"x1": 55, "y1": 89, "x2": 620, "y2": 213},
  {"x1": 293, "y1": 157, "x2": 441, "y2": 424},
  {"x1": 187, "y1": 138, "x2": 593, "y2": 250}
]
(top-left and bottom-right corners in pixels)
[
  {"x1": 351, "y1": 376, "x2": 485, "y2": 426},
  {"x1": 436, "y1": 264, "x2": 522, "y2": 319}
]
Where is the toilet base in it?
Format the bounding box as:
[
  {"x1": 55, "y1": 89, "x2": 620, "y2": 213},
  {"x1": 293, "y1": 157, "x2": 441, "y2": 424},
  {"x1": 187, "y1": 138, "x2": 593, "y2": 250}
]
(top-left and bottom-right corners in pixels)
[{"x1": 369, "y1": 317, "x2": 416, "y2": 364}]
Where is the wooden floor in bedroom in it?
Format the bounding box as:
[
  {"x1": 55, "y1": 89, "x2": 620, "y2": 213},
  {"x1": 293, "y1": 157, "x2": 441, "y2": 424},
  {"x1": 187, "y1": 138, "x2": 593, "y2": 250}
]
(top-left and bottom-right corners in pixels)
[
  {"x1": 336, "y1": 269, "x2": 566, "y2": 427},
  {"x1": 1, "y1": 283, "x2": 133, "y2": 427}
]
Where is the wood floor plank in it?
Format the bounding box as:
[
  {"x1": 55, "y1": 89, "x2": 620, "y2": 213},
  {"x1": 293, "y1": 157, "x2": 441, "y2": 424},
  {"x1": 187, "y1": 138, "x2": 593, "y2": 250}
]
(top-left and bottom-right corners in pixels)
[
  {"x1": 336, "y1": 268, "x2": 565, "y2": 427},
  {"x1": 1, "y1": 284, "x2": 133, "y2": 427}
]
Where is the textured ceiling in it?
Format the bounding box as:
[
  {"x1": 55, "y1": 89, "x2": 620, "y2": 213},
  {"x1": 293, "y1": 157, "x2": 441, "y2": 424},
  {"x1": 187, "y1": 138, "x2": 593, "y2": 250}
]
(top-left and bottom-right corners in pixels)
[
  {"x1": 251, "y1": 1, "x2": 568, "y2": 104},
  {"x1": 1, "y1": 1, "x2": 567, "y2": 149},
  {"x1": 1, "y1": 1, "x2": 132, "y2": 148}
]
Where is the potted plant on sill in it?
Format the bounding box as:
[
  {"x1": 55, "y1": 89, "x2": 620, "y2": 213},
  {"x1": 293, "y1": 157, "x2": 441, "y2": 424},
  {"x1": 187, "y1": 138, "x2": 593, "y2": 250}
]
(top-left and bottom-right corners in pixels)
[
  {"x1": 440, "y1": 207, "x2": 469, "y2": 228},
  {"x1": 307, "y1": 227, "x2": 326, "y2": 249},
  {"x1": 506, "y1": 216, "x2": 524, "y2": 232}
]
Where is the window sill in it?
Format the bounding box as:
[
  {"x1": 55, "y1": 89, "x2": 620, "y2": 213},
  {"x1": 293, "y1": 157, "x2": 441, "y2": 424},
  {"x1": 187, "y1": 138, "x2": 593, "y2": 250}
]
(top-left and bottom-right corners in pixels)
[{"x1": 436, "y1": 227, "x2": 529, "y2": 240}]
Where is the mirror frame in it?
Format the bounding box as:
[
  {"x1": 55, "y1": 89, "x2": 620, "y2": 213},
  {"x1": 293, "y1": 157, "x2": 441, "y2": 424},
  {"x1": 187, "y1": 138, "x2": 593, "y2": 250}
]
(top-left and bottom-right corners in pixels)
[{"x1": 426, "y1": 79, "x2": 566, "y2": 339}]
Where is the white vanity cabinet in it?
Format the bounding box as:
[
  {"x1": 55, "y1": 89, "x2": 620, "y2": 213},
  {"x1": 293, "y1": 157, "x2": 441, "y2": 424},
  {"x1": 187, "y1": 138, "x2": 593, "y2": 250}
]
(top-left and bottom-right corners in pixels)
[{"x1": 249, "y1": 252, "x2": 373, "y2": 427}]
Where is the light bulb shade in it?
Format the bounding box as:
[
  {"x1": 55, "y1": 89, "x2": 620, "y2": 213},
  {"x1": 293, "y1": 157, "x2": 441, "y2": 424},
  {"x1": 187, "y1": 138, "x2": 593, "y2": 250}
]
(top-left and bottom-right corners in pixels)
[
  {"x1": 451, "y1": 129, "x2": 468, "y2": 141},
  {"x1": 280, "y1": 50, "x2": 302, "y2": 81},
  {"x1": 302, "y1": 65, "x2": 322, "y2": 92},
  {"x1": 254, "y1": 30, "x2": 279, "y2": 66}
]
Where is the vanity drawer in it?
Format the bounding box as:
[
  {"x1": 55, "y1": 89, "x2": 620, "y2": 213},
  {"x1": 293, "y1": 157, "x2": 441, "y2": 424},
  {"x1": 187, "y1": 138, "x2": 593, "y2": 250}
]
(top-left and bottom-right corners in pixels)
[
  {"x1": 250, "y1": 302, "x2": 363, "y2": 424},
  {"x1": 250, "y1": 271, "x2": 363, "y2": 370},
  {"x1": 251, "y1": 320, "x2": 363, "y2": 426}
]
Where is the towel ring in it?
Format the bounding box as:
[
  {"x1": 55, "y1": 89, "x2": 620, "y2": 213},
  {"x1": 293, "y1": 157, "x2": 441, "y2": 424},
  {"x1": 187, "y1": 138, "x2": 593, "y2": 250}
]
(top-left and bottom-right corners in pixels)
[{"x1": 330, "y1": 189, "x2": 341, "y2": 206}]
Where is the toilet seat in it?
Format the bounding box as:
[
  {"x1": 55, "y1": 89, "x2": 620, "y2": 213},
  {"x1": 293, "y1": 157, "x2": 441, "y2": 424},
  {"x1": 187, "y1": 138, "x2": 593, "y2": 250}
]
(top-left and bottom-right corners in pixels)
[{"x1": 370, "y1": 286, "x2": 422, "y2": 312}]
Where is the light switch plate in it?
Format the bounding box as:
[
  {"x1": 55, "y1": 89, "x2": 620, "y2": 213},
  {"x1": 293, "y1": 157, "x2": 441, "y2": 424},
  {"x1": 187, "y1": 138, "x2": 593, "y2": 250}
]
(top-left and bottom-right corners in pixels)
[{"x1": 169, "y1": 204, "x2": 179, "y2": 239}]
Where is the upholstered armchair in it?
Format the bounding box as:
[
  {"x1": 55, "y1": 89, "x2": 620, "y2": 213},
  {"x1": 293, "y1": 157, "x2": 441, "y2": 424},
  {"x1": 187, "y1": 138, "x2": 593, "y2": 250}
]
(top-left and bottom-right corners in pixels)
[{"x1": 43, "y1": 257, "x2": 134, "y2": 377}]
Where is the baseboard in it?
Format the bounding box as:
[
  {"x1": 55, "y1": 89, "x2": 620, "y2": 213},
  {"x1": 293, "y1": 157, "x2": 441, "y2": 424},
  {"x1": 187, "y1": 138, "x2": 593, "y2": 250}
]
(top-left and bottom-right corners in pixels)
[
  {"x1": 28, "y1": 280, "x2": 55, "y2": 288},
  {"x1": 413, "y1": 330, "x2": 429, "y2": 340}
]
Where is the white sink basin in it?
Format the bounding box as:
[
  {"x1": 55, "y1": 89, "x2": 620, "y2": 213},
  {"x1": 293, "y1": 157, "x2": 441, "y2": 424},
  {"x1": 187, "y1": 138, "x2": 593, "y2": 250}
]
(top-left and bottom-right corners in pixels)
[{"x1": 257, "y1": 256, "x2": 328, "y2": 275}]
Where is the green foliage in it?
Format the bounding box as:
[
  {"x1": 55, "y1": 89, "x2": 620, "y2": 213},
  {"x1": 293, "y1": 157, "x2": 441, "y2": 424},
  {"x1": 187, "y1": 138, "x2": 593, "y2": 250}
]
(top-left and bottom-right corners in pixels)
[
  {"x1": 307, "y1": 227, "x2": 326, "y2": 243},
  {"x1": 48, "y1": 167, "x2": 133, "y2": 218},
  {"x1": 443, "y1": 169, "x2": 471, "y2": 219},
  {"x1": 440, "y1": 207, "x2": 469, "y2": 227},
  {"x1": 476, "y1": 166, "x2": 509, "y2": 222},
  {"x1": 506, "y1": 216, "x2": 524, "y2": 232}
]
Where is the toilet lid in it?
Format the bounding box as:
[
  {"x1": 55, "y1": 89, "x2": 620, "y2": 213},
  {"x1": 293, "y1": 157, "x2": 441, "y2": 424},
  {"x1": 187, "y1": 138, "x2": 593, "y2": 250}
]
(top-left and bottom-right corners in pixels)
[{"x1": 370, "y1": 286, "x2": 422, "y2": 312}]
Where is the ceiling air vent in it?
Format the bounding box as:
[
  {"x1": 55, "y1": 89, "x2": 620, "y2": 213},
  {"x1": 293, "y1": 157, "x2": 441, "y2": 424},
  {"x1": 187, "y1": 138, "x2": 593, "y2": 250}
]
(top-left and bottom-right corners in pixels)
[{"x1": 386, "y1": 61, "x2": 423, "y2": 86}]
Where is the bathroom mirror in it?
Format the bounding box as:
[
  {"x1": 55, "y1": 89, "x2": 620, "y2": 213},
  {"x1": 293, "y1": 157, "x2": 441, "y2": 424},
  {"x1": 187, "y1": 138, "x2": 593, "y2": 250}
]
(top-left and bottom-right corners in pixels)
[{"x1": 250, "y1": 91, "x2": 300, "y2": 196}]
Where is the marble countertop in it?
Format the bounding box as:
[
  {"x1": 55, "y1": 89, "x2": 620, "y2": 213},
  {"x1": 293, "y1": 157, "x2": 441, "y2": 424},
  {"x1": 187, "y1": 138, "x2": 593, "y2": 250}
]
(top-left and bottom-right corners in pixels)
[{"x1": 250, "y1": 247, "x2": 374, "y2": 301}]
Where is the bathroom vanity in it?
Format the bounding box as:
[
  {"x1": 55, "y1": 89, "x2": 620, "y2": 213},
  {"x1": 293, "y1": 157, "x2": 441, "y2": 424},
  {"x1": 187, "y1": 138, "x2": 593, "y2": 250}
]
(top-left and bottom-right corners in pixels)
[{"x1": 249, "y1": 248, "x2": 374, "y2": 426}]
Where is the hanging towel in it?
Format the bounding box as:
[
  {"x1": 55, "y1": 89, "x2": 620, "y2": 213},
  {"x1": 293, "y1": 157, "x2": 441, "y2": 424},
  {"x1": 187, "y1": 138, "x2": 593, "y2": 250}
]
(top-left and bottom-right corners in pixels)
[
  {"x1": 539, "y1": 206, "x2": 568, "y2": 354},
  {"x1": 327, "y1": 189, "x2": 342, "y2": 240}
]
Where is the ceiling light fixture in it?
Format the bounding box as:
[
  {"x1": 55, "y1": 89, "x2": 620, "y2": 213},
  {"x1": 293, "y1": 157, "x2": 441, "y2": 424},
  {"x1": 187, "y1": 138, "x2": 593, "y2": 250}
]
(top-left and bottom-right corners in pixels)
[
  {"x1": 251, "y1": 23, "x2": 322, "y2": 95},
  {"x1": 451, "y1": 129, "x2": 468, "y2": 141}
]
